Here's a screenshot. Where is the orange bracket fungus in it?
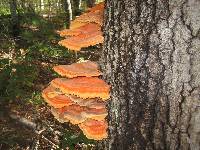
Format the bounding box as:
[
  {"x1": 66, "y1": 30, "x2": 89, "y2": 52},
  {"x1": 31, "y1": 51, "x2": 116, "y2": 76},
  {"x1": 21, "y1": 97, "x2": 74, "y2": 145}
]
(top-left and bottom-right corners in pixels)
[
  {"x1": 69, "y1": 21, "x2": 88, "y2": 30},
  {"x1": 85, "y1": 107, "x2": 107, "y2": 121},
  {"x1": 58, "y1": 105, "x2": 87, "y2": 125},
  {"x1": 79, "y1": 119, "x2": 108, "y2": 140},
  {"x1": 51, "y1": 77, "x2": 110, "y2": 100},
  {"x1": 42, "y1": 2, "x2": 110, "y2": 140},
  {"x1": 51, "y1": 107, "x2": 67, "y2": 123},
  {"x1": 42, "y1": 85, "x2": 75, "y2": 108},
  {"x1": 57, "y1": 1, "x2": 104, "y2": 52},
  {"x1": 53, "y1": 60, "x2": 102, "y2": 78},
  {"x1": 67, "y1": 94, "x2": 105, "y2": 109},
  {"x1": 73, "y1": 10, "x2": 103, "y2": 26},
  {"x1": 58, "y1": 23, "x2": 101, "y2": 37},
  {"x1": 58, "y1": 31, "x2": 103, "y2": 51}
]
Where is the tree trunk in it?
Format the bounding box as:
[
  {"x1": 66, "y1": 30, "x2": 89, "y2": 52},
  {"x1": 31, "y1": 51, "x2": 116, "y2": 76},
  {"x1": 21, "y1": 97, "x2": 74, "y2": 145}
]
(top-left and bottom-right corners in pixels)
[
  {"x1": 78, "y1": 0, "x2": 82, "y2": 9},
  {"x1": 101, "y1": 0, "x2": 200, "y2": 150},
  {"x1": 62, "y1": 0, "x2": 72, "y2": 24},
  {"x1": 87, "y1": 0, "x2": 95, "y2": 7},
  {"x1": 72, "y1": 0, "x2": 81, "y2": 16},
  {"x1": 9, "y1": 0, "x2": 20, "y2": 37},
  {"x1": 67, "y1": 0, "x2": 72, "y2": 20},
  {"x1": 41, "y1": 0, "x2": 44, "y2": 10}
]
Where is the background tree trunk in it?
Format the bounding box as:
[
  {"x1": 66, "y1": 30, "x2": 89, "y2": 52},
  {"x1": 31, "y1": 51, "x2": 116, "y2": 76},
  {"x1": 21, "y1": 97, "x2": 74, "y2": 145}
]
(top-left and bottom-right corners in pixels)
[
  {"x1": 101, "y1": 0, "x2": 200, "y2": 149},
  {"x1": 9, "y1": 0, "x2": 20, "y2": 37},
  {"x1": 87, "y1": 0, "x2": 95, "y2": 7},
  {"x1": 72, "y1": 0, "x2": 81, "y2": 16},
  {"x1": 41, "y1": 0, "x2": 44, "y2": 10},
  {"x1": 62, "y1": 0, "x2": 72, "y2": 24}
]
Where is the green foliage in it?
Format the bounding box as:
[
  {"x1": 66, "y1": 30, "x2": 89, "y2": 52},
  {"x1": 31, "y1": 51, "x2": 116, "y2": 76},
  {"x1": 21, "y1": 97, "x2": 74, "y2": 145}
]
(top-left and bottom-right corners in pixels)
[
  {"x1": 0, "y1": 1, "x2": 99, "y2": 149},
  {"x1": 28, "y1": 91, "x2": 44, "y2": 105},
  {"x1": 60, "y1": 130, "x2": 95, "y2": 150},
  {"x1": 0, "y1": 63, "x2": 39, "y2": 101},
  {"x1": 18, "y1": 14, "x2": 72, "y2": 59},
  {"x1": 26, "y1": 42, "x2": 70, "y2": 60},
  {"x1": 0, "y1": 65, "x2": 12, "y2": 97},
  {"x1": 0, "y1": 13, "x2": 73, "y2": 104},
  {"x1": 0, "y1": 58, "x2": 10, "y2": 68},
  {"x1": 0, "y1": 8, "x2": 10, "y2": 16},
  {"x1": 0, "y1": 16, "x2": 11, "y2": 37},
  {"x1": 0, "y1": 0, "x2": 10, "y2": 16}
]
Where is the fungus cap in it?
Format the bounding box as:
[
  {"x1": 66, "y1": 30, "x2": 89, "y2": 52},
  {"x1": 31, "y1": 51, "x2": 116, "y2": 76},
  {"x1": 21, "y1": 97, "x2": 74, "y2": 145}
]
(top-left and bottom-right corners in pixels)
[
  {"x1": 42, "y1": 86, "x2": 75, "y2": 108},
  {"x1": 70, "y1": 21, "x2": 88, "y2": 30},
  {"x1": 51, "y1": 77, "x2": 110, "y2": 100},
  {"x1": 67, "y1": 94, "x2": 106, "y2": 109},
  {"x1": 74, "y1": 10, "x2": 103, "y2": 26},
  {"x1": 60, "y1": 105, "x2": 87, "y2": 124},
  {"x1": 79, "y1": 119, "x2": 108, "y2": 140},
  {"x1": 84, "y1": 107, "x2": 107, "y2": 121},
  {"x1": 58, "y1": 23, "x2": 101, "y2": 37},
  {"x1": 53, "y1": 61, "x2": 102, "y2": 78},
  {"x1": 58, "y1": 31, "x2": 103, "y2": 51},
  {"x1": 51, "y1": 107, "x2": 68, "y2": 123}
]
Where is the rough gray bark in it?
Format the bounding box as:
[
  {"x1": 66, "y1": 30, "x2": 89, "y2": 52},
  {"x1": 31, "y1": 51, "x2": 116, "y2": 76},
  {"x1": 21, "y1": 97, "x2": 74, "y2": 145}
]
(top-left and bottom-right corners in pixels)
[{"x1": 101, "y1": 0, "x2": 200, "y2": 150}]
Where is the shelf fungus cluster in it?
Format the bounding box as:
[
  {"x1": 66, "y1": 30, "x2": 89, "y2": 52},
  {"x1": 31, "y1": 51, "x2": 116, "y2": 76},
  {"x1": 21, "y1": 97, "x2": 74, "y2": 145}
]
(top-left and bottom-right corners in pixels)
[
  {"x1": 42, "y1": 61, "x2": 110, "y2": 140},
  {"x1": 42, "y1": 2, "x2": 109, "y2": 140},
  {"x1": 57, "y1": 2, "x2": 104, "y2": 51}
]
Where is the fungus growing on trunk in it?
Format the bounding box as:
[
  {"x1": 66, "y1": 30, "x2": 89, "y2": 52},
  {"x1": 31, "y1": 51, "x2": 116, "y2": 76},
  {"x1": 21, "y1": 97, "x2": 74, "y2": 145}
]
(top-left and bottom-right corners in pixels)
[
  {"x1": 51, "y1": 107, "x2": 67, "y2": 123},
  {"x1": 58, "y1": 1, "x2": 104, "y2": 52},
  {"x1": 53, "y1": 60, "x2": 102, "y2": 78},
  {"x1": 42, "y1": 2, "x2": 109, "y2": 141},
  {"x1": 50, "y1": 104, "x2": 107, "y2": 125},
  {"x1": 69, "y1": 21, "x2": 88, "y2": 30},
  {"x1": 51, "y1": 77, "x2": 110, "y2": 100},
  {"x1": 42, "y1": 86, "x2": 75, "y2": 108},
  {"x1": 42, "y1": 85, "x2": 62, "y2": 98},
  {"x1": 58, "y1": 23, "x2": 101, "y2": 37},
  {"x1": 67, "y1": 94, "x2": 105, "y2": 109},
  {"x1": 58, "y1": 31, "x2": 103, "y2": 51},
  {"x1": 78, "y1": 119, "x2": 108, "y2": 140},
  {"x1": 59, "y1": 105, "x2": 87, "y2": 124},
  {"x1": 74, "y1": 10, "x2": 103, "y2": 26},
  {"x1": 85, "y1": 107, "x2": 107, "y2": 121}
]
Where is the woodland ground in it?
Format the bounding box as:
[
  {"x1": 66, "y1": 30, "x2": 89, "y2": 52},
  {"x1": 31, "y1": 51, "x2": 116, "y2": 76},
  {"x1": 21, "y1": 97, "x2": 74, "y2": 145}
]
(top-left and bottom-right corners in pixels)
[{"x1": 0, "y1": 13, "x2": 100, "y2": 150}]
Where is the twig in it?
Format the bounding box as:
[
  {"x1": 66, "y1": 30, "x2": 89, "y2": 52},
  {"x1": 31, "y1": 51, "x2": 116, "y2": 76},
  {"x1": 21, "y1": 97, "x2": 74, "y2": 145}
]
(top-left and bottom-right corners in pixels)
[
  {"x1": 75, "y1": 51, "x2": 78, "y2": 60},
  {"x1": 9, "y1": 114, "x2": 37, "y2": 130},
  {"x1": 41, "y1": 135, "x2": 59, "y2": 149}
]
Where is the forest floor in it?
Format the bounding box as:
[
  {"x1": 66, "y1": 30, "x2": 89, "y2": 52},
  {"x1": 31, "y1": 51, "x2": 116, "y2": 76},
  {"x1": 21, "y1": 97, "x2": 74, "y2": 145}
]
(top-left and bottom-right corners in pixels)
[{"x1": 0, "y1": 14, "x2": 100, "y2": 150}]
